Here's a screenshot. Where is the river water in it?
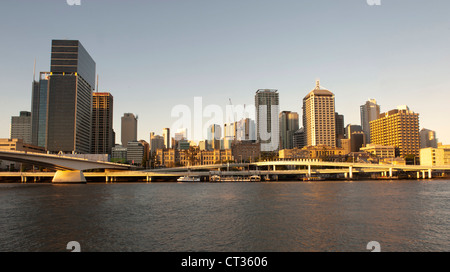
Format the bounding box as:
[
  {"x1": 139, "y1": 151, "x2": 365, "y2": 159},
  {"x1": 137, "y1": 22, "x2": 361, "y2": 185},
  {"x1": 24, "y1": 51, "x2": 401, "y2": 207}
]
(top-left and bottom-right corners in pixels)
[{"x1": 0, "y1": 180, "x2": 448, "y2": 252}]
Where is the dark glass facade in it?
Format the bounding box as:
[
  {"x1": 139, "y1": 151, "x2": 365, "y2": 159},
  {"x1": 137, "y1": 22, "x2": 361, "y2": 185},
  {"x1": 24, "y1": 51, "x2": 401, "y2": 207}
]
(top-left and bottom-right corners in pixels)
[
  {"x1": 50, "y1": 40, "x2": 96, "y2": 88},
  {"x1": 31, "y1": 72, "x2": 50, "y2": 148},
  {"x1": 31, "y1": 81, "x2": 40, "y2": 146},
  {"x1": 46, "y1": 40, "x2": 96, "y2": 154}
]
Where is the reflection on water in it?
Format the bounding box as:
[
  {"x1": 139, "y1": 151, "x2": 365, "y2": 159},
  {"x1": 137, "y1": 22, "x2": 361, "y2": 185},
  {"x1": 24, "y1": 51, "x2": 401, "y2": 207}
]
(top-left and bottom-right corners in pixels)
[{"x1": 0, "y1": 180, "x2": 448, "y2": 252}]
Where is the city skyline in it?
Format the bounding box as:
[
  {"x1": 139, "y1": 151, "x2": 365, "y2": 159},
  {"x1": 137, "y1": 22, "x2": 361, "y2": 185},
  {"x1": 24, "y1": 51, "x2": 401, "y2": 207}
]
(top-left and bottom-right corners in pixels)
[{"x1": 1, "y1": 1, "x2": 450, "y2": 144}]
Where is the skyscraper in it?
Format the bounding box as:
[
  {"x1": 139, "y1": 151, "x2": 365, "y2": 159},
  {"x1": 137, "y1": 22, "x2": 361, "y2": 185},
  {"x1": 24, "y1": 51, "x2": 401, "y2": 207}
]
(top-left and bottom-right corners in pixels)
[
  {"x1": 279, "y1": 111, "x2": 299, "y2": 150},
  {"x1": 335, "y1": 112, "x2": 345, "y2": 147},
  {"x1": 420, "y1": 128, "x2": 438, "y2": 148},
  {"x1": 150, "y1": 132, "x2": 164, "y2": 155},
  {"x1": 303, "y1": 80, "x2": 336, "y2": 147},
  {"x1": 163, "y1": 128, "x2": 171, "y2": 149},
  {"x1": 360, "y1": 99, "x2": 380, "y2": 144},
  {"x1": 255, "y1": 89, "x2": 279, "y2": 151},
  {"x1": 31, "y1": 72, "x2": 50, "y2": 148},
  {"x1": 370, "y1": 106, "x2": 420, "y2": 157},
  {"x1": 10, "y1": 111, "x2": 32, "y2": 144},
  {"x1": 91, "y1": 92, "x2": 114, "y2": 155},
  {"x1": 121, "y1": 113, "x2": 138, "y2": 147},
  {"x1": 236, "y1": 118, "x2": 256, "y2": 141},
  {"x1": 46, "y1": 40, "x2": 96, "y2": 154}
]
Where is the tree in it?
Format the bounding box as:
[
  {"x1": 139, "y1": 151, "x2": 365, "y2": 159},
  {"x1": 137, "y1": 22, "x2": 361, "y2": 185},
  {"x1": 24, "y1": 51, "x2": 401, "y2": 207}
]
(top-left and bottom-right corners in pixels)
[{"x1": 183, "y1": 146, "x2": 200, "y2": 167}]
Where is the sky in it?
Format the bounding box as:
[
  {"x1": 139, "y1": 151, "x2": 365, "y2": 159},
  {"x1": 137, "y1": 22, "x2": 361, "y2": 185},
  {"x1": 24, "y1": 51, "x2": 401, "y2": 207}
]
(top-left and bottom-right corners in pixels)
[{"x1": 1, "y1": 0, "x2": 450, "y2": 144}]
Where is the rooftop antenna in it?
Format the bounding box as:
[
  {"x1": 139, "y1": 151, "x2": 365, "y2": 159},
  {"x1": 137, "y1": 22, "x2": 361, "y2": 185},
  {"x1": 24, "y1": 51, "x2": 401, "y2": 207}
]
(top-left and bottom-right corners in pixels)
[{"x1": 33, "y1": 58, "x2": 36, "y2": 82}]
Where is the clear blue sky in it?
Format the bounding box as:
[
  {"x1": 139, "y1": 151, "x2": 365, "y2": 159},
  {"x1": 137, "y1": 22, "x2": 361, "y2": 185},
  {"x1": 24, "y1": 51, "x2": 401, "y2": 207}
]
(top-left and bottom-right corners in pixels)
[{"x1": 1, "y1": 0, "x2": 449, "y2": 144}]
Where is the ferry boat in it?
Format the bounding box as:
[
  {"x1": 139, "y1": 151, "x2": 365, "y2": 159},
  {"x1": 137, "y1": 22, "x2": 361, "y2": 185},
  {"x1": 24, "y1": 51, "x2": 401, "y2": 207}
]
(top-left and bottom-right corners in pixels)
[
  {"x1": 177, "y1": 176, "x2": 201, "y2": 182},
  {"x1": 302, "y1": 176, "x2": 325, "y2": 182}
]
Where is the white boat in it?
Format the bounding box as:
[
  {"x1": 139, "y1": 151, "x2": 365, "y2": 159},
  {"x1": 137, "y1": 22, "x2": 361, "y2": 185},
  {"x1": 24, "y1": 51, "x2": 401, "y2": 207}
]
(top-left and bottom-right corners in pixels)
[{"x1": 177, "y1": 176, "x2": 201, "y2": 182}]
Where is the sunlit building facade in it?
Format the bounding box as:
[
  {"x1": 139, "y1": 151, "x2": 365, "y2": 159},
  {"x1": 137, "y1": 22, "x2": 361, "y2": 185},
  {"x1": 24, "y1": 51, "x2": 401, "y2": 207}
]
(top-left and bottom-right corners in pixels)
[
  {"x1": 370, "y1": 106, "x2": 420, "y2": 157},
  {"x1": 303, "y1": 80, "x2": 336, "y2": 147}
]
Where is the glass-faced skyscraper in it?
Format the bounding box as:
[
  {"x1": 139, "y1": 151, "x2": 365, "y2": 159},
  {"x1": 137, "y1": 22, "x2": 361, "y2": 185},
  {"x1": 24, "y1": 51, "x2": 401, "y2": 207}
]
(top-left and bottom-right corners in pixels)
[
  {"x1": 279, "y1": 111, "x2": 299, "y2": 150},
  {"x1": 360, "y1": 99, "x2": 380, "y2": 144},
  {"x1": 31, "y1": 72, "x2": 50, "y2": 148},
  {"x1": 46, "y1": 40, "x2": 96, "y2": 154}
]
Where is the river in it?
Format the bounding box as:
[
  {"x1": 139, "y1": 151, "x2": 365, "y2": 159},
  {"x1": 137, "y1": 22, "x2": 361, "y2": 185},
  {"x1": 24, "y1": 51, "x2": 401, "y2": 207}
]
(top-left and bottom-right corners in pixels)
[{"x1": 0, "y1": 180, "x2": 448, "y2": 252}]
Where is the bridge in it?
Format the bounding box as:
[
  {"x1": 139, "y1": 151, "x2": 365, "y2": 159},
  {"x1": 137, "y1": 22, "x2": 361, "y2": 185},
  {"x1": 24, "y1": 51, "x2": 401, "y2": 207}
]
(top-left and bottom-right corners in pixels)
[
  {"x1": 146, "y1": 159, "x2": 450, "y2": 180},
  {"x1": 2, "y1": 152, "x2": 450, "y2": 183},
  {"x1": 0, "y1": 150, "x2": 134, "y2": 183}
]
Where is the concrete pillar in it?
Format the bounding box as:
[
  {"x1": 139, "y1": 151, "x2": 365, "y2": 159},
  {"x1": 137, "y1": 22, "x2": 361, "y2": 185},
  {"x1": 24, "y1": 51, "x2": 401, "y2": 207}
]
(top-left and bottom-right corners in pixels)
[
  {"x1": 389, "y1": 168, "x2": 393, "y2": 178},
  {"x1": 349, "y1": 166, "x2": 353, "y2": 179},
  {"x1": 307, "y1": 165, "x2": 311, "y2": 177},
  {"x1": 422, "y1": 171, "x2": 425, "y2": 179},
  {"x1": 417, "y1": 172, "x2": 420, "y2": 179},
  {"x1": 106, "y1": 176, "x2": 109, "y2": 183},
  {"x1": 428, "y1": 169, "x2": 432, "y2": 179},
  {"x1": 344, "y1": 172, "x2": 348, "y2": 179}
]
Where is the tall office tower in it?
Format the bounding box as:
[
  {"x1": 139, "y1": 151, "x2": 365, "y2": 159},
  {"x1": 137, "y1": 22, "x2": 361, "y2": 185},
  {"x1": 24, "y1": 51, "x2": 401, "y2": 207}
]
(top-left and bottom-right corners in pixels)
[
  {"x1": 279, "y1": 111, "x2": 299, "y2": 150},
  {"x1": 302, "y1": 80, "x2": 336, "y2": 147},
  {"x1": 207, "y1": 124, "x2": 222, "y2": 141},
  {"x1": 206, "y1": 124, "x2": 221, "y2": 150},
  {"x1": 121, "y1": 113, "x2": 138, "y2": 147},
  {"x1": 420, "y1": 128, "x2": 438, "y2": 148},
  {"x1": 150, "y1": 133, "x2": 164, "y2": 155},
  {"x1": 11, "y1": 111, "x2": 32, "y2": 144},
  {"x1": 91, "y1": 92, "x2": 114, "y2": 155},
  {"x1": 360, "y1": 99, "x2": 380, "y2": 144},
  {"x1": 163, "y1": 128, "x2": 171, "y2": 149},
  {"x1": 335, "y1": 112, "x2": 345, "y2": 147},
  {"x1": 31, "y1": 72, "x2": 51, "y2": 148},
  {"x1": 236, "y1": 118, "x2": 256, "y2": 141},
  {"x1": 370, "y1": 106, "x2": 420, "y2": 157},
  {"x1": 293, "y1": 128, "x2": 305, "y2": 149},
  {"x1": 46, "y1": 40, "x2": 96, "y2": 154},
  {"x1": 255, "y1": 89, "x2": 279, "y2": 151}
]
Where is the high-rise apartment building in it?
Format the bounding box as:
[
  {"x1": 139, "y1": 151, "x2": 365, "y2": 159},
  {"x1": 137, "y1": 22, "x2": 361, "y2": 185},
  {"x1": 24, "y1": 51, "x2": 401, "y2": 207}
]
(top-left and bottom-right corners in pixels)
[
  {"x1": 255, "y1": 89, "x2": 279, "y2": 151},
  {"x1": 303, "y1": 80, "x2": 336, "y2": 147},
  {"x1": 360, "y1": 99, "x2": 380, "y2": 144},
  {"x1": 91, "y1": 92, "x2": 114, "y2": 155},
  {"x1": 10, "y1": 111, "x2": 32, "y2": 144},
  {"x1": 279, "y1": 111, "x2": 299, "y2": 150},
  {"x1": 420, "y1": 128, "x2": 438, "y2": 148},
  {"x1": 46, "y1": 40, "x2": 96, "y2": 154},
  {"x1": 370, "y1": 106, "x2": 420, "y2": 157},
  {"x1": 121, "y1": 113, "x2": 137, "y2": 147}
]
